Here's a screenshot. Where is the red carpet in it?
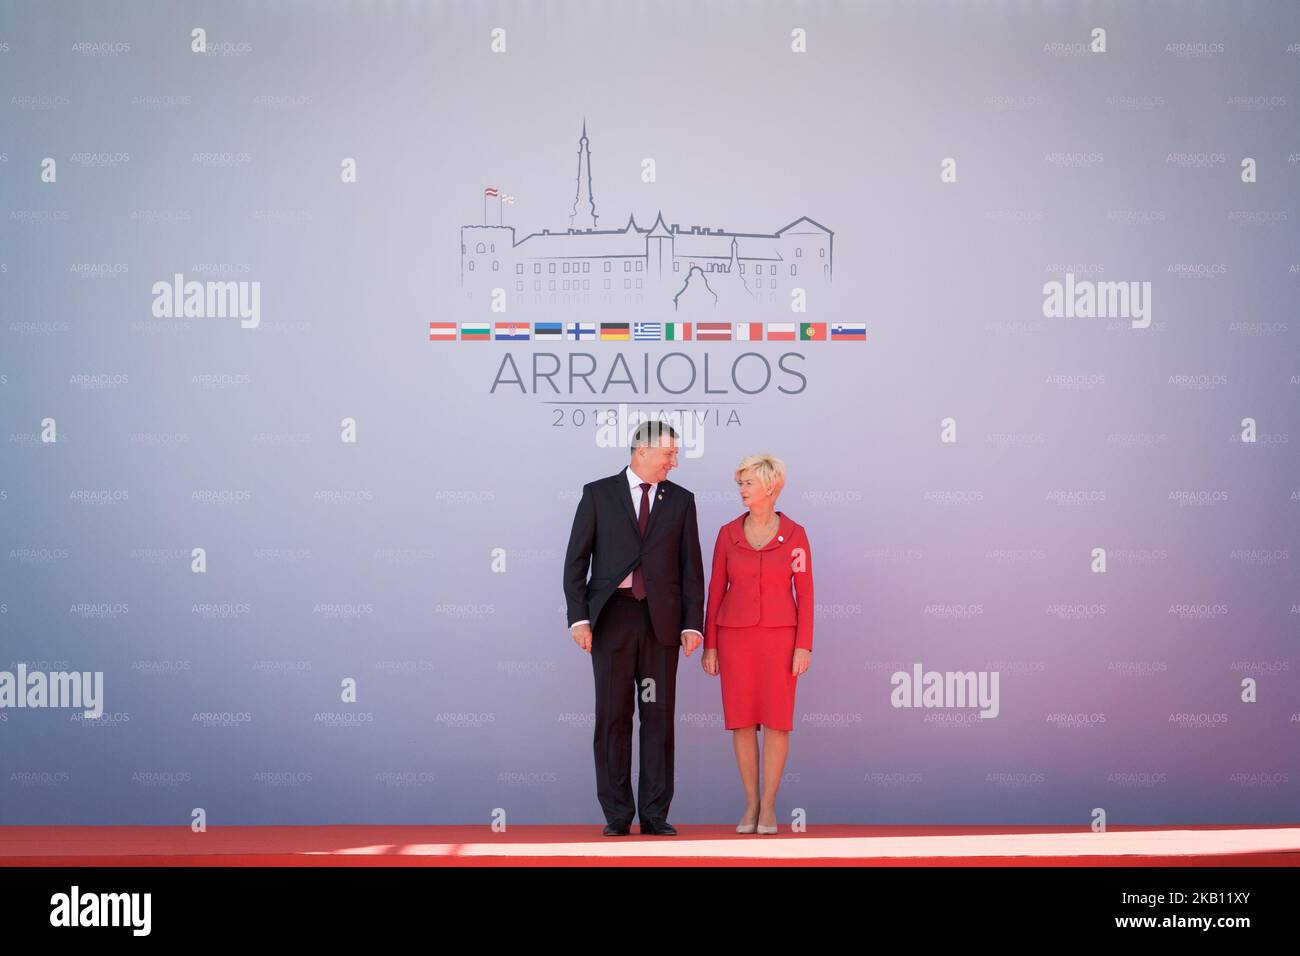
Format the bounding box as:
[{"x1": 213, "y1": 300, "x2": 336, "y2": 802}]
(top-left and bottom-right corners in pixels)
[{"x1": 3, "y1": 824, "x2": 1298, "y2": 866}]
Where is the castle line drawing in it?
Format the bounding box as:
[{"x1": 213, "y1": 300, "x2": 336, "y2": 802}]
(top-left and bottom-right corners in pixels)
[{"x1": 460, "y1": 121, "x2": 833, "y2": 313}]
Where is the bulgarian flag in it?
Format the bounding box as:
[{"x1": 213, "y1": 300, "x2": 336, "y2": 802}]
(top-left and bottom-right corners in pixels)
[{"x1": 461, "y1": 322, "x2": 491, "y2": 340}]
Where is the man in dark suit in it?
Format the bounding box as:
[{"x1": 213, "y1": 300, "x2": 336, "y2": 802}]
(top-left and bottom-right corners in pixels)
[{"x1": 563, "y1": 420, "x2": 705, "y2": 836}]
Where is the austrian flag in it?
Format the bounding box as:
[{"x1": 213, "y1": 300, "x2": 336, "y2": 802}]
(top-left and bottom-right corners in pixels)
[{"x1": 428, "y1": 322, "x2": 457, "y2": 341}]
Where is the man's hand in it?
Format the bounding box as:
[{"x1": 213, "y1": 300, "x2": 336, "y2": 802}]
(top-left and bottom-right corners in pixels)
[
  {"x1": 701, "y1": 648, "x2": 719, "y2": 676},
  {"x1": 681, "y1": 631, "x2": 702, "y2": 656},
  {"x1": 571, "y1": 623, "x2": 593, "y2": 653}
]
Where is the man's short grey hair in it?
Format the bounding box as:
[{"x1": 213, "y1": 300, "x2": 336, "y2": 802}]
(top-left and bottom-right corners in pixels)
[{"x1": 629, "y1": 420, "x2": 679, "y2": 450}]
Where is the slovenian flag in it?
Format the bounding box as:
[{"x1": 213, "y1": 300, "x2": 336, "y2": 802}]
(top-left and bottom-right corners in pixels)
[{"x1": 831, "y1": 322, "x2": 867, "y2": 341}]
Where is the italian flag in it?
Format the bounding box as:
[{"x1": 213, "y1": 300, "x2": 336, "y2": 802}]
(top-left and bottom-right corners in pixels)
[{"x1": 664, "y1": 322, "x2": 692, "y2": 341}]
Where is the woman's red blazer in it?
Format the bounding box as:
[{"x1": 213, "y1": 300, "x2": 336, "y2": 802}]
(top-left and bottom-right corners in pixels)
[{"x1": 704, "y1": 511, "x2": 814, "y2": 652}]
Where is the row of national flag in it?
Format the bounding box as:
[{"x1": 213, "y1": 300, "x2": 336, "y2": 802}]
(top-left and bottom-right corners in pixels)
[{"x1": 429, "y1": 321, "x2": 866, "y2": 342}]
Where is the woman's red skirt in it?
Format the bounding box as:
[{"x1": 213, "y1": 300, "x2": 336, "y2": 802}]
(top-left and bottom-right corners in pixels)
[{"x1": 715, "y1": 624, "x2": 799, "y2": 731}]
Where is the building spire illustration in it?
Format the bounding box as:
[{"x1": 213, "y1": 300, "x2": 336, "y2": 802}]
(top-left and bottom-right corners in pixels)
[{"x1": 569, "y1": 118, "x2": 598, "y2": 231}]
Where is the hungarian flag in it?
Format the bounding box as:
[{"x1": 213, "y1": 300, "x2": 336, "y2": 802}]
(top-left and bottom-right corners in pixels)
[
  {"x1": 664, "y1": 322, "x2": 692, "y2": 341},
  {"x1": 831, "y1": 322, "x2": 867, "y2": 341},
  {"x1": 766, "y1": 322, "x2": 796, "y2": 341},
  {"x1": 697, "y1": 322, "x2": 732, "y2": 341},
  {"x1": 428, "y1": 322, "x2": 457, "y2": 341},
  {"x1": 734, "y1": 322, "x2": 764, "y2": 341},
  {"x1": 799, "y1": 322, "x2": 827, "y2": 341}
]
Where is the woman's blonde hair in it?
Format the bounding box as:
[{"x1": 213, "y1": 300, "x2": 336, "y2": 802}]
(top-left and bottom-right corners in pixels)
[{"x1": 735, "y1": 454, "x2": 786, "y2": 499}]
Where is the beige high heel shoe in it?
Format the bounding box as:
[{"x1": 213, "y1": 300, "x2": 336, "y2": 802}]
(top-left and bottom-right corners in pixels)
[
  {"x1": 737, "y1": 806, "x2": 759, "y2": 834},
  {"x1": 756, "y1": 805, "x2": 778, "y2": 834}
]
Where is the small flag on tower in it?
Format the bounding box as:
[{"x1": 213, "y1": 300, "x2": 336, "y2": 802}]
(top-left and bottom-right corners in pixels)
[{"x1": 484, "y1": 186, "x2": 499, "y2": 197}]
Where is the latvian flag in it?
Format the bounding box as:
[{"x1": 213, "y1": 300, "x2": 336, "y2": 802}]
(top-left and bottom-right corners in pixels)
[
  {"x1": 600, "y1": 322, "x2": 630, "y2": 341},
  {"x1": 565, "y1": 322, "x2": 596, "y2": 340},
  {"x1": 734, "y1": 322, "x2": 763, "y2": 341},
  {"x1": 664, "y1": 322, "x2": 692, "y2": 341},
  {"x1": 831, "y1": 322, "x2": 867, "y2": 341},
  {"x1": 534, "y1": 322, "x2": 563, "y2": 341},
  {"x1": 495, "y1": 321, "x2": 531, "y2": 341},
  {"x1": 634, "y1": 322, "x2": 662, "y2": 341},
  {"x1": 697, "y1": 322, "x2": 732, "y2": 341},
  {"x1": 461, "y1": 322, "x2": 491, "y2": 341},
  {"x1": 429, "y1": 322, "x2": 457, "y2": 341},
  {"x1": 766, "y1": 322, "x2": 797, "y2": 341},
  {"x1": 799, "y1": 322, "x2": 827, "y2": 341}
]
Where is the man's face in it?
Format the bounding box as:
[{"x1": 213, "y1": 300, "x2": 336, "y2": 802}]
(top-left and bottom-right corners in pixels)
[{"x1": 634, "y1": 437, "x2": 678, "y2": 484}]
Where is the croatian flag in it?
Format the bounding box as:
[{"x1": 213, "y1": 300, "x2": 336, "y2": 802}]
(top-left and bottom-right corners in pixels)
[{"x1": 495, "y1": 322, "x2": 531, "y2": 340}]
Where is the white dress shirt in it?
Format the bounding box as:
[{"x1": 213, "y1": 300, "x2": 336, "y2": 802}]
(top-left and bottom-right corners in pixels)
[{"x1": 570, "y1": 466, "x2": 703, "y2": 642}]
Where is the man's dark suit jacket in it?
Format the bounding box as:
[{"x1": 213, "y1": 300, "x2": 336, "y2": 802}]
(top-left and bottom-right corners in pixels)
[{"x1": 564, "y1": 470, "x2": 705, "y2": 647}]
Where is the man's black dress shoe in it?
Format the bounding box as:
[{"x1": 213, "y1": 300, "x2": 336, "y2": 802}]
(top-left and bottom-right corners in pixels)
[
  {"x1": 602, "y1": 823, "x2": 630, "y2": 836},
  {"x1": 639, "y1": 821, "x2": 677, "y2": 836}
]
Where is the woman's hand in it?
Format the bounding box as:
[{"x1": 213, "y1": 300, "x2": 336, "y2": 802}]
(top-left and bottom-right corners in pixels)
[
  {"x1": 792, "y1": 648, "x2": 810, "y2": 677},
  {"x1": 702, "y1": 648, "x2": 719, "y2": 676}
]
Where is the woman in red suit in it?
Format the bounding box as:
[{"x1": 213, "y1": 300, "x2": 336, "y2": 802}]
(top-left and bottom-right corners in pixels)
[{"x1": 702, "y1": 454, "x2": 813, "y2": 834}]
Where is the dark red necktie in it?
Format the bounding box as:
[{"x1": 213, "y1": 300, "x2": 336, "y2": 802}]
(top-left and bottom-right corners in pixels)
[{"x1": 631, "y1": 482, "x2": 651, "y2": 599}]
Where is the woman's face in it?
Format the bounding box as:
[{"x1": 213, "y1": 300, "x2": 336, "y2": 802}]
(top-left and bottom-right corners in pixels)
[{"x1": 737, "y1": 468, "x2": 776, "y2": 510}]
